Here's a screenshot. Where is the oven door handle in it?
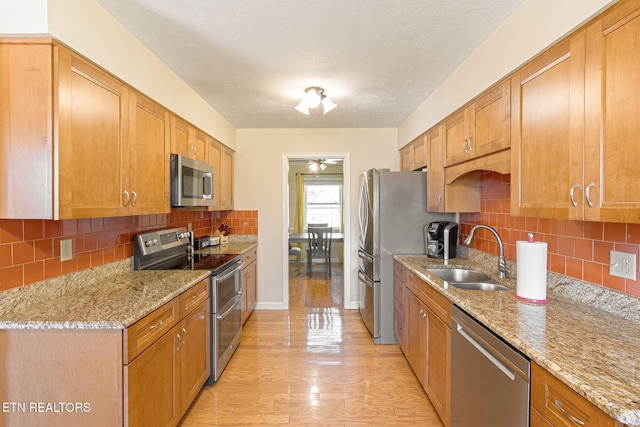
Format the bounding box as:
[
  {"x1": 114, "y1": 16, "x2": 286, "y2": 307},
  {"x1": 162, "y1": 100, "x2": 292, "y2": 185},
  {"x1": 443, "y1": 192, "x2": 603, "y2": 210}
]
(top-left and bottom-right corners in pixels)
[
  {"x1": 216, "y1": 293, "x2": 243, "y2": 320},
  {"x1": 214, "y1": 260, "x2": 243, "y2": 283}
]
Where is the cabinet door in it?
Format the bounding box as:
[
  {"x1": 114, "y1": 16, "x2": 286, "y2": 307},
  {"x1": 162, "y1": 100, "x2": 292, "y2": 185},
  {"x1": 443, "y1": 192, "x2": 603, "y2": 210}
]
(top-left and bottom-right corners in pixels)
[
  {"x1": 209, "y1": 139, "x2": 223, "y2": 207},
  {"x1": 179, "y1": 300, "x2": 210, "y2": 416},
  {"x1": 171, "y1": 114, "x2": 191, "y2": 158},
  {"x1": 127, "y1": 91, "x2": 170, "y2": 214},
  {"x1": 511, "y1": 32, "x2": 585, "y2": 219},
  {"x1": 394, "y1": 264, "x2": 407, "y2": 350},
  {"x1": 0, "y1": 42, "x2": 54, "y2": 219},
  {"x1": 58, "y1": 48, "x2": 129, "y2": 219},
  {"x1": 412, "y1": 136, "x2": 427, "y2": 170},
  {"x1": 427, "y1": 126, "x2": 445, "y2": 212},
  {"x1": 471, "y1": 79, "x2": 510, "y2": 159},
  {"x1": 425, "y1": 308, "x2": 451, "y2": 424},
  {"x1": 400, "y1": 144, "x2": 413, "y2": 171},
  {"x1": 220, "y1": 146, "x2": 234, "y2": 209},
  {"x1": 125, "y1": 326, "x2": 180, "y2": 427},
  {"x1": 405, "y1": 291, "x2": 427, "y2": 387},
  {"x1": 244, "y1": 260, "x2": 257, "y2": 323},
  {"x1": 584, "y1": 3, "x2": 640, "y2": 223},
  {"x1": 193, "y1": 128, "x2": 209, "y2": 164},
  {"x1": 443, "y1": 108, "x2": 470, "y2": 167}
]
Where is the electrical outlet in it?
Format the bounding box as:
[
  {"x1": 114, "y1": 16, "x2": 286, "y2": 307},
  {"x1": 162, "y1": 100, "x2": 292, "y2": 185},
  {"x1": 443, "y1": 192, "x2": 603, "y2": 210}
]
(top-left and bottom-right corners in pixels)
[
  {"x1": 187, "y1": 223, "x2": 192, "y2": 232},
  {"x1": 60, "y1": 239, "x2": 73, "y2": 262},
  {"x1": 610, "y1": 250, "x2": 637, "y2": 280}
]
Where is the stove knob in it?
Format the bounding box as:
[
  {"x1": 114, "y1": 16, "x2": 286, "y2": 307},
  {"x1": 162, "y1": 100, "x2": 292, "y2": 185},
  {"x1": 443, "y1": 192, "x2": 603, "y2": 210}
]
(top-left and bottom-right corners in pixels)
[
  {"x1": 145, "y1": 240, "x2": 152, "y2": 247},
  {"x1": 153, "y1": 239, "x2": 158, "y2": 246}
]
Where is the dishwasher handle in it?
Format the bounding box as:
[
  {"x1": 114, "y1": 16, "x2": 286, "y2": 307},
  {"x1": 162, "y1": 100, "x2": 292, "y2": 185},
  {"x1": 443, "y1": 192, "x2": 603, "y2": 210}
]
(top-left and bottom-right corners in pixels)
[{"x1": 456, "y1": 323, "x2": 516, "y2": 381}]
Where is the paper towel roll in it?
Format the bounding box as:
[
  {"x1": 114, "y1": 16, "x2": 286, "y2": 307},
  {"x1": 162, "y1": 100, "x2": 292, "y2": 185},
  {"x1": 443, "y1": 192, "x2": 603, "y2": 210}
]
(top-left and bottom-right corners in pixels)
[{"x1": 516, "y1": 241, "x2": 549, "y2": 303}]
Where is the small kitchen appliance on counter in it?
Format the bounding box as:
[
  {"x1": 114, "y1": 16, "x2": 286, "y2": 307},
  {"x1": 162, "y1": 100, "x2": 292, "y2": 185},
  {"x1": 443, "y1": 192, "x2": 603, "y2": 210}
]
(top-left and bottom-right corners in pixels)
[{"x1": 425, "y1": 221, "x2": 458, "y2": 259}]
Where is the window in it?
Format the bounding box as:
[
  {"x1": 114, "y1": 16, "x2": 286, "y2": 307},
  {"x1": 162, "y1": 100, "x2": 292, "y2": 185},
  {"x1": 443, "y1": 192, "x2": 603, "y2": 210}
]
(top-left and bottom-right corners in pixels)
[{"x1": 304, "y1": 176, "x2": 343, "y2": 231}]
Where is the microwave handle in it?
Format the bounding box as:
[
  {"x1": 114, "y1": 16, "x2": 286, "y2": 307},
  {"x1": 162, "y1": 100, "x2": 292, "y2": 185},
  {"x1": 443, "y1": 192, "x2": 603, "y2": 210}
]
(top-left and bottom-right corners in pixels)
[{"x1": 202, "y1": 172, "x2": 213, "y2": 200}]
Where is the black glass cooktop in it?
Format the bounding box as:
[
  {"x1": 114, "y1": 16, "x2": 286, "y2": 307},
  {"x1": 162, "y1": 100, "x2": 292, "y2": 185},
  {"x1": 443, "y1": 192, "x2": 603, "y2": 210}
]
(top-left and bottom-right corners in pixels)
[{"x1": 148, "y1": 253, "x2": 239, "y2": 275}]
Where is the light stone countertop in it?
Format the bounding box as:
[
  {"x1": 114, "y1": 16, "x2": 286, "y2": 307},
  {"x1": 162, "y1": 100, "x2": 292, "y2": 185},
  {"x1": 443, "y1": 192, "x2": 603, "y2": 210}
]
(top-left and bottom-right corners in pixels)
[
  {"x1": 0, "y1": 259, "x2": 211, "y2": 329},
  {"x1": 394, "y1": 251, "x2": 640, "y2": 426}
]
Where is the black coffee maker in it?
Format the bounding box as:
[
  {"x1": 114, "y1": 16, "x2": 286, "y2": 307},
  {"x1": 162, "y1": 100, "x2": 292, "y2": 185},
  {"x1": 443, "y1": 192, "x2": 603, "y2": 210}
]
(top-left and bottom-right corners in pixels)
[{"x1": 424, "y1": 221, "x2": 458, "y2": 259}]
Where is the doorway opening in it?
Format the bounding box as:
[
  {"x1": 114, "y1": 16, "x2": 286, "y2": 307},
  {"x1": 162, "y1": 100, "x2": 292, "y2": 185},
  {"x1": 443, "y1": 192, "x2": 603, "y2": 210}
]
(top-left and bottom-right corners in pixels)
[{"x1": 282, "y1": 154, "x2": 351, "y2": 310}]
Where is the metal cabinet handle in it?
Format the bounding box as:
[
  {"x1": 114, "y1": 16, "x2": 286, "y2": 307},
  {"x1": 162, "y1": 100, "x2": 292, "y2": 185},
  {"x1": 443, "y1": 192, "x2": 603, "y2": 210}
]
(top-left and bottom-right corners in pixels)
[
  {"x1": 131, "y1": 191, "x2": 137, "y2": 207},
  {"x1": 438, "y1": 195, "x2": 443, "y2": 206},
  {"x1": 585, "y1": 182, "x2": 595, "y2": 208},
  {"x1": 175, "y1": 333, "x2": 182, "y2": 351},
  {"x1": 569, "y1": 183, "x2": 580, "y2": 207},
  {"x1": 149, "y1": 319, "x2": 163, "y2": 331},
  {"x1": 123, "y1": 191, "x2": 130, "y2": 207},
  {"x1": 468, "y1": 136, "x2": 473, "y2": 151},
  {"x1": 463, "y1": 139, "x2": 469, "y2": 153},
  {"x1": 554, "y1": 399, "x2": 585, "y2": 425}
]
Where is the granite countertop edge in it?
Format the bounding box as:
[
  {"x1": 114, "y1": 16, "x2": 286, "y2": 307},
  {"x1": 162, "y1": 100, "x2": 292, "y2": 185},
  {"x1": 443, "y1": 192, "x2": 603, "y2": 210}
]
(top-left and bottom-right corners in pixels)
[{"x1": 394, "y1": 252, "x2": 640, "y2": 426}]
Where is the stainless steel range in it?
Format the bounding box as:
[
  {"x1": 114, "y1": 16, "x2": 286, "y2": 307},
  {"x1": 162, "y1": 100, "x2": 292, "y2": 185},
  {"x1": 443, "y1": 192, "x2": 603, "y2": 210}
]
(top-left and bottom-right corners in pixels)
[{"x1": 133, "y1": 227, "x2": 243, "y2": 384}]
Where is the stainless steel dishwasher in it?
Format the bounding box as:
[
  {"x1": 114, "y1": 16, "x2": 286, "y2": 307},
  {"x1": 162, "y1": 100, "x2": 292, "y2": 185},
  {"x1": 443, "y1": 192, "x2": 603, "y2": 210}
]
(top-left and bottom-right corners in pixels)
[{"x1": 451, "y1": 305, "x2": 530, "y2": 426}]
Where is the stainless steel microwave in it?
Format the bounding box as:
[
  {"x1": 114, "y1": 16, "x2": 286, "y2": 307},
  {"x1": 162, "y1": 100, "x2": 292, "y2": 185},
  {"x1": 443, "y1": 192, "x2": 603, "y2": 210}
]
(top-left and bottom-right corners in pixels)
[{"x1": 170, "y1": 154, "x2": 214, "y2": 207}]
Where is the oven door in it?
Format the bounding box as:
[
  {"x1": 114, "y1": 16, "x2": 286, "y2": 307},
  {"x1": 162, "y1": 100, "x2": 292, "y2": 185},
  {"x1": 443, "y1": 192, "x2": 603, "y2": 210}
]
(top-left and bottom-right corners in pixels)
[{"x1": 209, "y1": 260, "x2": 243, "y2": 383}]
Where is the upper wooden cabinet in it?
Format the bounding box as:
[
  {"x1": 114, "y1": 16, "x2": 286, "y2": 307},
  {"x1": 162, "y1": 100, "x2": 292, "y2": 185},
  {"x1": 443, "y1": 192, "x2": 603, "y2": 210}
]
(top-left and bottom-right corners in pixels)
[
  {"x1": 427, "y1": 126, "x2": 445, "y2": 212},
  {"x1": 0, "y1": 39, "x2": 170, "y2": 219},
  {"x1": 170, "y1": 115, "x2": 208, "y2": 164},
  {"x1": 582, "y1": 1, "x2": 640, "y2": 223},
  {"x1": 510, "y1": 32, "x2": 586, "y2": 219},
  {"x1": 444, "y1": 79, "x2": 510, "y2": 167},
  {"x1": 127, "y1": 91, "x2": 171, "y2": 215},
  {"x1": 209, "y1": 138, "x2": 234, "y2": 211},
  {"x1": 400, "y1": 133, "x2": 428, "y2": 171},
  {"x1": 512, "y1": 0, "x2": 640, "y2": 223}
]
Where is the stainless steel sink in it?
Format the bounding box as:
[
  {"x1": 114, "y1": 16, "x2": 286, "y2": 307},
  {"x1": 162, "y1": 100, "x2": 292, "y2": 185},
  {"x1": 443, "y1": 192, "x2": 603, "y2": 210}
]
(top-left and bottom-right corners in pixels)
[
  {"x1": 448, "y1": 282, "x2": 509, "y2": 291},
  {"x1": 427, "y1": 268, "x2": 493, "y2": 283}
]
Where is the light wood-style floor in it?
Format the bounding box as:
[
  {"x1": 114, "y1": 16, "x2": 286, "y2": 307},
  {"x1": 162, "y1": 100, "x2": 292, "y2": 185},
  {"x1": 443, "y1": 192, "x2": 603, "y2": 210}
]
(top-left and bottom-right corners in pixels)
[{"x1": 179, "y1": 264, "x2": 443, "y2": 426}]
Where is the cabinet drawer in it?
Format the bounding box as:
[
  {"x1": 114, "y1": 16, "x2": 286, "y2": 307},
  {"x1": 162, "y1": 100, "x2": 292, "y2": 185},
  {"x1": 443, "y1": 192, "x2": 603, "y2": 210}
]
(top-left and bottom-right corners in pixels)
[
  {"x1": 241, "y1": 247, "x2": 257, "y2": 266},
  {"x1": 180, "y1": 278, "x2": 210, "y2": 318},
  {"x1": 531, "y1": 362, "x2": 618, "y2": 427},
  {"x1": 406, "y1": 272, "x2": 451, "y2": 326},
  {"x1": 125, "y1": 299, "x2": 179, "y2": 363}
]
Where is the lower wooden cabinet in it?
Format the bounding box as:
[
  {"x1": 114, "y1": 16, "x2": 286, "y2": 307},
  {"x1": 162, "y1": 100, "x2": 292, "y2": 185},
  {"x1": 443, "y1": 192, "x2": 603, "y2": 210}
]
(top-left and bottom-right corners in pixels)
[
  {"x1": 125, "y1": 323, "x2": 181, "y2": 426},
  {"x1": 531, "y1": 362, "x2": 621, "y2": 427},
  {"x1": 405, "y1": 290, "x2": 428, "y2": 386},
  {"x1": 125, "y1": 287, "x2": 211, "y2": 427},
  {"x1": 241, "y1": 247, "x2": 258, "y2": 324},
  {"x1": 395, "y1": 262, "x2": 452, "y2": 426},
  {"x1": 394, "y1": 262, "x2": 407, "y2": 351}
]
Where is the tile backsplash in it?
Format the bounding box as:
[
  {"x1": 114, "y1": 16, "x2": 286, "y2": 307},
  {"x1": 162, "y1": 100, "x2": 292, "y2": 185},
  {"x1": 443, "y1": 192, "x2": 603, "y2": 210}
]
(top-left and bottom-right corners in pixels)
[
  {"x1": 0, "y1": 210, "x2": 258, "y2": 291},
  {"x1": 459, "y1": 172, "x2": 640, "y2": 297}
]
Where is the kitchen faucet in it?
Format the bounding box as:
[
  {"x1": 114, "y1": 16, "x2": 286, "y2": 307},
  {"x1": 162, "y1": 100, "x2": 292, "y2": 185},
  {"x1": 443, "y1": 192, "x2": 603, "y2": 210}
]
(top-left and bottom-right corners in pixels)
[{"x1": 463, "y1": 225, "x2": 510, "y2": 279}]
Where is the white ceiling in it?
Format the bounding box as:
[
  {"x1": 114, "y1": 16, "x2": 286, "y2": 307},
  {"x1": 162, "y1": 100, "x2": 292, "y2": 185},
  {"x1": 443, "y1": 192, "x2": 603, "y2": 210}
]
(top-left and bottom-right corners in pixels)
[{"x1": 96, "y1": 0, "x2": 524, "y2": 129}]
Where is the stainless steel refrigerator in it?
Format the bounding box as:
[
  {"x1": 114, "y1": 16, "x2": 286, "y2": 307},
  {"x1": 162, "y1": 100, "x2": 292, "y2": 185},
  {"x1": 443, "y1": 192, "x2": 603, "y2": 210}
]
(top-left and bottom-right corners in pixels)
[{"x1": 357, "y1": 169, "x2": 454, "y2": 344}]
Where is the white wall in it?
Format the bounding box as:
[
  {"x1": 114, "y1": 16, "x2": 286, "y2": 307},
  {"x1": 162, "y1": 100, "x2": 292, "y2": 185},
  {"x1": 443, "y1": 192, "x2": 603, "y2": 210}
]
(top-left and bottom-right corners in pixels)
[
  {"x1": 397, "y1": 0, "x2": 616, "y2": 146},
  {"x1": 235, "y1": 128, "x2": 398, "y2": 309},
  {"x1": 0, "y1": 0, "x2": 236, "y2": 148}
]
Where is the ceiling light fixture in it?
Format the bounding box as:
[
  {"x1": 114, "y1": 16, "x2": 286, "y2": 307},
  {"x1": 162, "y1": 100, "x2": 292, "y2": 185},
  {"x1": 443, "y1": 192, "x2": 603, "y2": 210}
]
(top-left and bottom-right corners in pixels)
[{"x1": 295, "y1": 86, "x2": 337, "y2": 115}]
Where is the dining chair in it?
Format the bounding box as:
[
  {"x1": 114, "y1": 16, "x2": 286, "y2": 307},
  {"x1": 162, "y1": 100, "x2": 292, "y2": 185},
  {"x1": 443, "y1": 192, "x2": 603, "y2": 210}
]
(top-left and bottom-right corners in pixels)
[
  {"x1": 307, "y1": 223, "x2": 328, "y2": 228},
  {"x1": 306, "y1": 226, "x2": 332, "y2": 276},
  {"x1": 288, "y1": 242, "x2": 301, "y2": 274}
]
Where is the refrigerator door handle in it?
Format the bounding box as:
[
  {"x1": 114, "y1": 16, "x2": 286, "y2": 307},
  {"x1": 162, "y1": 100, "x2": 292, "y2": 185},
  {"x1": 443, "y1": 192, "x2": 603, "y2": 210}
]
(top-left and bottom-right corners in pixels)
[
  {"x1": 358, "y1": 248, "x2": 374, "y2": 263},
  {"x1": 358, "y1": 178, "x2": 368, "y2": 242}
]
